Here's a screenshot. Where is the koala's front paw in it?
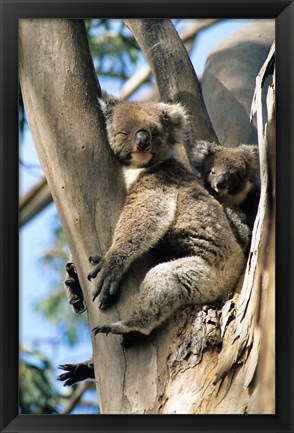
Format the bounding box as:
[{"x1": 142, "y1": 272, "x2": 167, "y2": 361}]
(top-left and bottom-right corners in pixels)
[
  {"x1": 88, "y1": 255, "x2": 121, "y2": 308},
  {"x1": 57, "y1": 361, "x2": 94, "y2": 386},
  {"x1": 91, "y1": 269, "x2": 120, "y2": 309},
  {"x1": 64, "y1": 262, "x2": 86, "y2": 314}
]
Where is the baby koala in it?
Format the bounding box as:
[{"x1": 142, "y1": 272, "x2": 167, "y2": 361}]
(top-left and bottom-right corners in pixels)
[{"x1": 191, "y1": 141, "x2": 260, "y2": 228}]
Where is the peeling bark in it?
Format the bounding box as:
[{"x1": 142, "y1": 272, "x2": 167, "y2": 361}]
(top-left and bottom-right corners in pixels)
[{"x1": 211, "y1": 42, "x2": 275, "y2": 414}]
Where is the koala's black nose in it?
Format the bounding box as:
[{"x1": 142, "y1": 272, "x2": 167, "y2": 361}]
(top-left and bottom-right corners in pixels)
[
  {"x1": 216, "y1": 174, "x2": 227, "y2": 190},
  {"x1": 135, "y1": 130, "x2": 151, "y2": 151}
]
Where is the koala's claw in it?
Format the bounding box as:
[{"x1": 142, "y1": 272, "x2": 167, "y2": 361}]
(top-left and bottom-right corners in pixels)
[
  {"x1": 92, "y1": 290, "x2": 99, "y2": 302},
  {"x1": 57, "y1": 361, "x2": 94, "y2": 386},
  {"x1": 89, "y1": 255, "x2": 101, "y2": 265},
  {"x1": 64, "y1": 262, "x2": 86, "y2": 314},
  {"x1": 87, "y1": 255, "x2": 102, "y2": 281},
  {"x1": 92, "y1": 325, "x2": 112, "y2": 336},
  {"x1": 65, "y1": 262, "x2": 77, "y2": 277},
  {"x1": 92, "y1": 290, "x2": 112, "y2": 308},
  {"x1": 98, "y1": 287, "x2": 116, "y2": 309},
  {"x1": 91, "y1": 277, "x2": 104, "y2": 301},
  {"x1": 91, "y1": 272, "x2": 119, "y2": 308},
  {"x1": 99, "y1": 300, "x2": 108, "y2": 310},
  {"x1": 99, "y1": 298, "x2": 113, "y2": 310},
  {"x1": 87, "y1": 270, "x2": 97, "y2": 281},
  {"x1": 87, "y1": 265, "x2": 102, "y2": 281}
]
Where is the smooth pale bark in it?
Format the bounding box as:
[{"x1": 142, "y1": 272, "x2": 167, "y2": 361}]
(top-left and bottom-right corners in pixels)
[{"x1": 119, "y1": 19, "x2": 220, "y2": 101}]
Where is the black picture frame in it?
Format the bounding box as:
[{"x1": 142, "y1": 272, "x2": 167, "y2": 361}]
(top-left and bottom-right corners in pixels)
[{"x1": 0, "y1": 1, "x2": 293, "y2": 432}]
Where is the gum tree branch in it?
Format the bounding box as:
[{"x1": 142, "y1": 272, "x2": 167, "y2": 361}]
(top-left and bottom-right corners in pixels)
[{"x1": 124, "y1": 19, "x2": 219, "y2": 147}]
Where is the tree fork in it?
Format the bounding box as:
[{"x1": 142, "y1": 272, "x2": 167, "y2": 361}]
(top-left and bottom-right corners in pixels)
[{"x1": 124, "y1": 19, "x2": 219, "y2": 146}]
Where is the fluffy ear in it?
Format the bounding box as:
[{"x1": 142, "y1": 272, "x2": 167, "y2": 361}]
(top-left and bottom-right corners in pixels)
[
  {"x1": 190, "y1": 141, "x2": 217, "y2": 171},
  {"x1": 158, "y1": 102, "x2": 188, "y2": 130},
  {"x1": 239, "y1": 144, "x2": 260, "y2": 172},
  {"x1": 98, "y1": 91, "x2": 120, "y2": 119}
]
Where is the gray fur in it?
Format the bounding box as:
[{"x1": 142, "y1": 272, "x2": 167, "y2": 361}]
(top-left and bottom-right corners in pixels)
[
  {"x1": 90, "y1": 95, "x2": 245, "y2": 341},
  {"x1": 191, "y1": 141, "x2": 260, "y2": 228}
]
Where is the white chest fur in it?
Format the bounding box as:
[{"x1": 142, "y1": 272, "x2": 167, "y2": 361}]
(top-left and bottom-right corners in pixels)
[{"x1": 123, "y1": 167, "x2": 146, "y2": 192}]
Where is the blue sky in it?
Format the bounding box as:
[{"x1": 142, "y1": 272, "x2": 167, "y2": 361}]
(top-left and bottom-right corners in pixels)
[{"x1": 19, "y1": 18, "x2": 253, "y2": 409}]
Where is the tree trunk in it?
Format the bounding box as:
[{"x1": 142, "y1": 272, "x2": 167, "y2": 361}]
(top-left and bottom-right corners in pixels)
[
  {"x1": 19, "y1": 19, "x2": 275, "y2": 414},
  {"x1": 19, "y1": 18, "x2": 140, "y2": 413}
]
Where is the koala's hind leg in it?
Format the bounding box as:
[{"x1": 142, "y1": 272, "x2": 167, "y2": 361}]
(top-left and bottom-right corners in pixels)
[
  {"x1": 64, "y1": 262, "x2": 86, "y2": 314},
  {"x1": 93, "y1": 255, "x2": 240, "y2": 341}
]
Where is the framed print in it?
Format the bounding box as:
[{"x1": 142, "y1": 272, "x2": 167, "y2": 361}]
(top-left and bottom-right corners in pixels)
[{"x1": 0, "y1": 1, "x2": 293, "y2": 432}]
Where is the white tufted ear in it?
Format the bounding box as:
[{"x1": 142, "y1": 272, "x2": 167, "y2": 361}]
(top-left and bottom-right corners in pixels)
[
  {"x1": 98, "y1": 97, "x2": 108, "y2": 114},
  {"x1": 239, "y1": 144, "x2": 260, "y2": 178},
  {"x1": 190, "y1": 141, "x2": 217, "y2": 171},
  {"x1": 158, "y1": 102, "x2": 188, "y2": 129}
]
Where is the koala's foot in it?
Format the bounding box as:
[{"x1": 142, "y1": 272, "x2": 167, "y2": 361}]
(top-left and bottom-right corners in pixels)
[
  {"x1": 57, "y1": 360, "x2": 94, "y2": 386},
  {"x1": 64, "y1": 262, "x2": 86, "y2": 314},
  {"x1": 92, "y1": 321, "x2": 147, "y2": 347}
]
